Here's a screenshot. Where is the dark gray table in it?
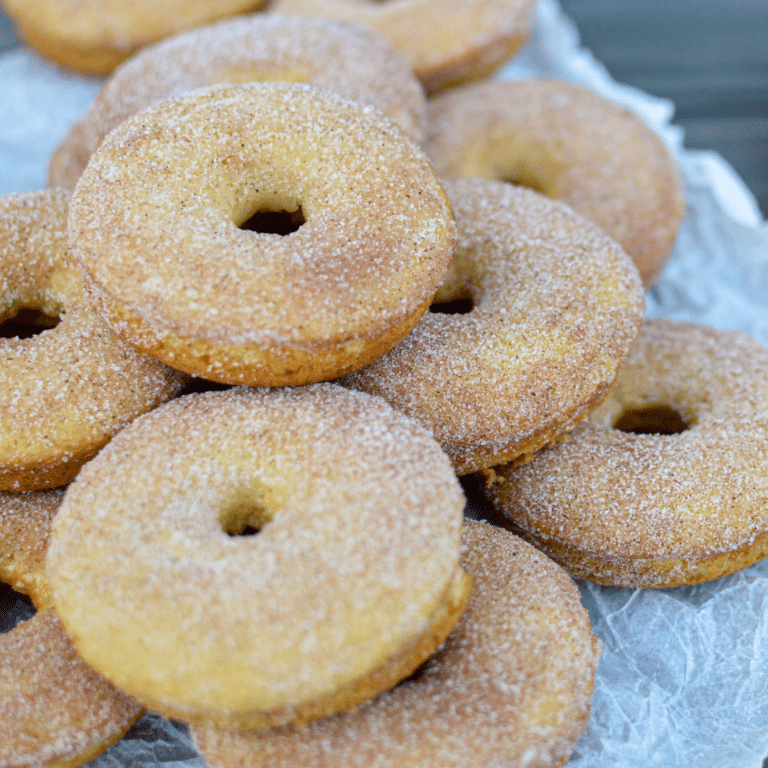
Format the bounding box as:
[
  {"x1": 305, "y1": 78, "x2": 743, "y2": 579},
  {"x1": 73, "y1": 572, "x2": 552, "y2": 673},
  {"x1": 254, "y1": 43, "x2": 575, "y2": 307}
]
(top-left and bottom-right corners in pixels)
[
  {"x1": 0, "y1": 5, "x2": 16, "y2": 54},
  {"x1": 560, "y1": 0, "x2": 768, "y2": 216}
]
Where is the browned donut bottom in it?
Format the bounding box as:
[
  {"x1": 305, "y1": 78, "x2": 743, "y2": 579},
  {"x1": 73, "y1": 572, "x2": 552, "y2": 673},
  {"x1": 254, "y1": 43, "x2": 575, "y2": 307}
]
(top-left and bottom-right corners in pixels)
[
  {"x1": 0, "y1": 489, "x2": 143, "y2": 768},
  {"x1": 46, "y1": 385, "x2": 469, "y2": 729},
  {"x1": 269, "y1": 0, "x2": 536, "y2": 93},
  {"x1": 485, "y1": 319, "x2": 768, "y2": 588},
  {"x1": 341, "y1": 178, "x2": 645, "y2": 475},
  {"x1": 67, "y1": 82, "x2": 456, "y2": 386},
  {"x1": 0, "y1": 189, "x2": 188, "y2": 491},
  {"x1": 192, "y1": 520, "x2": 601, "y2": 768}
]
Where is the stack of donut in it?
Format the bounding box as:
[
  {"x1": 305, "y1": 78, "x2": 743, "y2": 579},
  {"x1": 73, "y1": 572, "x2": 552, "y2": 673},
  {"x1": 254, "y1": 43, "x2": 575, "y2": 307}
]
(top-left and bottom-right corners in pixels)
[{"x1": 10, "y1": 4, "x2": 767, "y2": 768}]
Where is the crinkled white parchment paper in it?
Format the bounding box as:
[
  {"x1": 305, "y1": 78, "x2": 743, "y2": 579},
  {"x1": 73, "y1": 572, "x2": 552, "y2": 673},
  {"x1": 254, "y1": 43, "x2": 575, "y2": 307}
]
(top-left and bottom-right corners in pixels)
[{"x1": 2, "y1": 0, "x2": 768, "y2": 765}]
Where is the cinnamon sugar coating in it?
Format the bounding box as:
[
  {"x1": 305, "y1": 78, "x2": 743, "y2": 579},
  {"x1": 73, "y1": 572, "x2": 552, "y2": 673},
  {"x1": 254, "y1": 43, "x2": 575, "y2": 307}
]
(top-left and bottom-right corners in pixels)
[
  {"x1": 0, "y1": 489, "x2": 63, "y2": 609},
  {"x1": 486, "y1": 319, "x2": 768, "y2": 588},
  {"x1": 46, "y1": 385, "x2": 468, "y2": 729},
  {"x1": 67, "y1": 82, "x2": 456, "y2": 386},
  {"x1": 0, "y1": 189, "x2": 188, "y2": 491},
  {"x1": 0, "y1": 488, "x2": 143, "y2": 768},
  {"x1": 425, "y1": 79, "x2": 685, "y2": 287},
  {"x1": 269, "y1": 0, "x2": 535, "y2": 93},
  {"x1": 341, "y1": 179, "x2": 645, "y2": 475},
  {"x1": 1, "y1": 0, "x2": 268, "y2": 75},
  {"x1": 0, "y1": 610, "x2": 143, "y2": 768},
  {"x1": 192, "y1": 520, "x2": 601, "y2": 768},
  {"x1": 49, "y1": 14, "x2": 427, "y2": 190}
]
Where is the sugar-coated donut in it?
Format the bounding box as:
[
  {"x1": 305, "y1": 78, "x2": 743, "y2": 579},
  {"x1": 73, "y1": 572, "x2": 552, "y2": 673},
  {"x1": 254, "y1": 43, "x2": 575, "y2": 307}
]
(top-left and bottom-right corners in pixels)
[
  {"x1": 0, "y1": 489, "x2": 62, "y2": 609},
  {"x1": 68, "y1": 82, "x2": 456, "y2": 387},
  {"x1": 192, "y1": 520, "x2": 601, "y2": 768},
  {"x1": 485, "y1": 319, "x2": 768, "y2": 589},
  {"x1": 46, "y1": 384, "x2": 470, "y2": 729},
  {"x1": 1, "y1": 610, "x2": 144, "y2": 768},
  {"x1": 0, "y1": 189, "x2": 188, "y2": 491},
  {"x1": 425, "y1": 79, "x2": 685, "y2": 287},
  {"x1": 269, "y1": 0, "x2": 535, "y2": 93},
  {"x1": 341, "y1": 178, "x2": 645, "y2": 475},
  {"x1": 48, "y1": 14, "x2": 428, "y2": 191},
  {"x1": 0, "y1": 489, "x2": 143, "y2": 768},
  {"x1": 0, "y1": 0, "x2": 268, "y2": 75}
]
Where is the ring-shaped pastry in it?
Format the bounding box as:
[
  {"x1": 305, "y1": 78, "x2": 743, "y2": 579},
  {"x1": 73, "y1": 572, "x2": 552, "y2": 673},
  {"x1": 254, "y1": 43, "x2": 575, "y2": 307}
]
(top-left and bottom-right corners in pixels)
[
  {"x1": 49, "y1": 14, "x2": 428, "y2": 190},
  {"x1": 46, "y1": 384, "x2": 469, "y2": 729},
  {"x1": 1, "y1": 0, "x2": 268, "y2": 75},
  {"x1": 0, "y1": 189, "x2": 188, "y2": 491},
  {"x1": 269, "y1": 0, "x2": 535, "y2": 93},
  {"x1": 68, "y1": 82, "x2": 456, "y2": 386},
  {"x1": 341, "y1": 178, "x2": 645, "y2": 475},
  {"x1": 425, "y1": 79, "x2": 685, "y2": 286},
  {"x1": 0, "y1": 489, "x2": 143, "y2": 768},
  {"x1": 192, "y1": 520, "x2": 601, "y2": 768},
  {"x1": 0, "y1": 488, "x2": 62, "y2": 610},
  {"x1": 485, "y1": 319, "x2": 768, "y2": 588}
]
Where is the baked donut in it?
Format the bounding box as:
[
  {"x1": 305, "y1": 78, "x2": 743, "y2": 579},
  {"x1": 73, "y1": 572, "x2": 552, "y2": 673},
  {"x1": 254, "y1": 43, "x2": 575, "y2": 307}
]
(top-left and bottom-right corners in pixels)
[
  {"x1": 1, "y1": 610, "x2": 144, "y2": 768},
  {"x1": 67, "y1": 81, "x2": 456, "y2": 387},
  {"x1": 0, "y1": 189, "x2": 188, "y2": 491},
  {"x1": 341, "y1": 178, "x2": 645, "y2": 475},
  {"x1": 192, "y1": 520, "x2": 601, "y2": 768},
  {"x1": 0, "y1": 0, "x2": 268, "y2": 75},
  {"x1": 0, "y1": 488, "x2": 62, "y2": 610},
  {"x1": 0, "y1": 489, "x2": 143, "y2": 768},
  {"x1": 269, "y1": 0, "x2": 535, "y2": 93},
  {"x1": 485, "y1": 318, "x2": 768, "y2": 589},
  {"x1": 46, "y1": 384, "x2": 470, "y2": 729},
  {"x1": 49, "y1": 14, "x2": 428, "y2": 191},
  {"x1": 425, "y1": 79, "x2": 685, "y2": 287}
]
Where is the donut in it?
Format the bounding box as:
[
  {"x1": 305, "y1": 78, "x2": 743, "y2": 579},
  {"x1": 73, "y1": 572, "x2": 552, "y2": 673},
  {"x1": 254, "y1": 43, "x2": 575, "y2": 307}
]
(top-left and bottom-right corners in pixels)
[
  {"x1": 340, "y1": 178, "x2": 645, "y2": 475},
  {"x1": 269, "y1": 0, "x2": 535, "y2": 94},
  {"x1": 424, "y1": 79, "x2": 685, "y2": 287},
  {"x1": 48, "y1": 14, "x2": 428, "y2": 191},
  {"x1": 67, "y1": 81, "x2": 456, "y2": 387},
  {"x1": 485, "y1": 318, "x2": 768, "y2": 589},
  {"x1": 0, "y1": 488, "x2": 62, "y2": 610},
  {"x1": 1, "y1": 610, "x2": 144, "y2": 768},
  {"x1": 45, "y1": 384, "x2": 470, "y2": 729},
  {"x1": 0, "y1": 489, "x2": 143, "y2": 768},
  {"x1": 192, "y1": 520, "x2": 601, "y2": 768},
  {"x1": 0, "y1": 0, "x2": 268, "y2": 75},
  {"x1": 0, "y1": 189, "x2": 189, "y2": 491}
]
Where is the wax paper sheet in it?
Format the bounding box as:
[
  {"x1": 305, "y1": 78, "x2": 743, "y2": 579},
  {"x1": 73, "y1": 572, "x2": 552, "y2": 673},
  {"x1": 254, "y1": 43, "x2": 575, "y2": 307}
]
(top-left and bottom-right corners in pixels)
[{"x1": 2, "y1": 0, "x2": 768, "y2": 765}]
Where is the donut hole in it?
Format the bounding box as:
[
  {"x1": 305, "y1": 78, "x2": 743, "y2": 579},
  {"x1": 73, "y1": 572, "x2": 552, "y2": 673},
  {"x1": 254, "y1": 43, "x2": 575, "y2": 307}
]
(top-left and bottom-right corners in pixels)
[
  {"x1": 493, "y1": 159, "x2": 556, "y2": 198},
  {"x1": 500, "y1": 173, "x2": 549, "y2": 197},
  {"x1": 429, "y1": 297, "x2": 474, "y2": 315},
  {"x1": 239, "y1": 207, "x2": 306, "y2": 236},
  {"x1": 429, "y1": 287, "x2": 475, "y2": 315},
  {"x1": 219, "y1": 491, "x2": 278, "y2": 537},
  {"x1": 0, "y1": 581, "x2": 36, "y2": 633},
  {"x1": 613, "y1": 404, "x2": 690, "y2": 435},
  {"x1": 0, "y1": 307, "x2": 60, "y2": 339}
]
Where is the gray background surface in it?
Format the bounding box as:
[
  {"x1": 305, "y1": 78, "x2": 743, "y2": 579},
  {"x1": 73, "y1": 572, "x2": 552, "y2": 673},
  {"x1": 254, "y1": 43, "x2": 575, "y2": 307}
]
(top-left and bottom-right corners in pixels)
[{"x1": 559, "y1": 0, "x2": 768, "y2": 216}]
